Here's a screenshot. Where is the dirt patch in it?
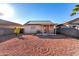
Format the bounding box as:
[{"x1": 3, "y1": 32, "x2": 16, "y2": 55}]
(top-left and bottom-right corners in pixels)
[{"x1": 0, "y1": 35, "x2": 79, "y2": 56}]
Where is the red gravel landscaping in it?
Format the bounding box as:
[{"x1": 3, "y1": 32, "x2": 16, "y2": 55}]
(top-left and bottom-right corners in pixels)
[{"x1": 0, "y1": 35, "x2": 79, "y2": 56}]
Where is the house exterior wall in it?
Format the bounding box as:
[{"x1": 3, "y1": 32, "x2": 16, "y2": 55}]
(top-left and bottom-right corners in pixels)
[
  {"x1": 64, "y1": 18, "x2": 79, "y2": 28},
  {"x1": 0, "y1": 25, "x2": 22, "y2": 35},
  {"x1": 24, "y1": 24, "x2": 55, "y2": 34},
  {"x1": 24, "y1": 25, "x2": 42, "y2": 34}
]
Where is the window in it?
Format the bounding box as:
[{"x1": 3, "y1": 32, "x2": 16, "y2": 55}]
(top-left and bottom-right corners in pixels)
[{"x1": 31, "y1": 26, "x2": 35, "y2": 29}]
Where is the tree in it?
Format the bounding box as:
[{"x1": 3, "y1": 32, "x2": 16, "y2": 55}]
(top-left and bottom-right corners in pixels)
[{"x1": 70, "y1": 4, "x2": 79, "y2": 16}]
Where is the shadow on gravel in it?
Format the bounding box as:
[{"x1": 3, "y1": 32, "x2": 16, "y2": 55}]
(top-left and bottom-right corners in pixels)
[
  {"x1": 36, "y1": 34, "x2": 72, "y2": 39},
  {"x1": 0, "y1": 34, "x2": 23, "y2": 43}
]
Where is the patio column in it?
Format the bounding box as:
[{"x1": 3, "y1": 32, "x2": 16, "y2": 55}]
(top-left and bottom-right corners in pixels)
[
  {"x1": 41, "y1": 25, "x2": 44, "y2": 34},
  {"x1": 49, "y1": 24, "x2": 50, "y2": 33},
  {"x1": 54, "y1": 25, "x2": 56, "y2": 35}
]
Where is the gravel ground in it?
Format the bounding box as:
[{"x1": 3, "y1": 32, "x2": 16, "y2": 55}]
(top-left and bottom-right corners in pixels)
[{"x1": 0, "y1": 35, "x2": 79, "y2": 56}]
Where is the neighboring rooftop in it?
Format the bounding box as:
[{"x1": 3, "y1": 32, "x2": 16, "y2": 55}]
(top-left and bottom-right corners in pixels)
[
  {"x1": 0, "y1": 19, "x2": 22, "y2": 26},
  {"x1": 24, "y1": 20, "x2": 55, "y2": 25},
  {"x1": 64, "y1": 18, "x2": 79, "y2": 25}
]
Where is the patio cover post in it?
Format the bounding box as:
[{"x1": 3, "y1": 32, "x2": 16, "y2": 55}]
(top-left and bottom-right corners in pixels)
[{"x1": 54, "y1": 25, "x2": 56, "y2": 35}]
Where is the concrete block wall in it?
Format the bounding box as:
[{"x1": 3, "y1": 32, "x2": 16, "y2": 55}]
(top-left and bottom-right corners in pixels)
[
  {"x1": 60, "y1": 28, "x2": 79, "y2": 38},
  {"x1": 0, "y1": 28, "x2": 14, "y2": 35}
]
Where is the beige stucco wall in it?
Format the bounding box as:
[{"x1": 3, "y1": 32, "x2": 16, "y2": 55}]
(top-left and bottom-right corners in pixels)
[
  {"x1": 24, "y1": 25, "x2": 55, "y2": 34},
  {"x1": 24, "y1": 25, "x2": 42, "y2": 33},
  {"x1": 0, "y1": 25, "x2": 22, "y2": 35}
]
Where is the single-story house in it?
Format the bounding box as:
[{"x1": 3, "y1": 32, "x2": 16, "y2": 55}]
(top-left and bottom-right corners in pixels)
[
  {"x1": 23, "y1": 21, "x2": 56, "y2": 34},
  {"x1": 0, "y1": 19, "x2": 22, "y2": 35},
  {"x1": 64, "y1": 18, "x2": 79, "y2": 29}
]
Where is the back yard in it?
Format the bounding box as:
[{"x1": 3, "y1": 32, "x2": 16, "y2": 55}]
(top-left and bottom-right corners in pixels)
[{"x1": 0, "y1": 34, "x2": 79, "y2": 56}]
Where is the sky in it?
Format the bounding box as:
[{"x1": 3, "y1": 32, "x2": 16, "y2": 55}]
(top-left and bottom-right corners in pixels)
[{"x1": 0, "y1": 3, "x2": 79, "y2": 24}]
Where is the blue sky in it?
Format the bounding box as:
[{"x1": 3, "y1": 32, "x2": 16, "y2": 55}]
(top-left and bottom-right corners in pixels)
[{"x1": 10, "y1": 3, "x2": 78, "y2": 24}]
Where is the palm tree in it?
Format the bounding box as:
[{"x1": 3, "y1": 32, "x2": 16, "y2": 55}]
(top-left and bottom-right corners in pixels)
[{"x1": 70, "y1": 4, "x2": 79, "y2": 16}]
